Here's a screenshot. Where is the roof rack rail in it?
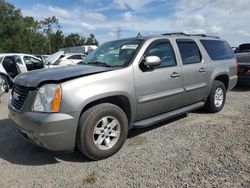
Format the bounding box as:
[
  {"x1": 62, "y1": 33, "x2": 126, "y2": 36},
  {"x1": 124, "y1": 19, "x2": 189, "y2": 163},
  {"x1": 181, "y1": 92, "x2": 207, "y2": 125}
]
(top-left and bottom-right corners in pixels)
[
  {"x1": 162, "y1": 32, "x2": 189, "y2": 36},
  {"x1": 190, "y1": 34, "x2": 220, "y2": 39},
  {"x1": 162, "y1": 32, "x2": 220, "y2": 39}
]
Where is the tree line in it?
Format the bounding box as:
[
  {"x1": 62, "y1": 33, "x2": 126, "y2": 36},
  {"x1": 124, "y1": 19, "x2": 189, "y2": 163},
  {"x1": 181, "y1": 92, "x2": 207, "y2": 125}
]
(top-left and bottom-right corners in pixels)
[{"x1": 0, "y1": 0, "x2": 99, "y2": 54}]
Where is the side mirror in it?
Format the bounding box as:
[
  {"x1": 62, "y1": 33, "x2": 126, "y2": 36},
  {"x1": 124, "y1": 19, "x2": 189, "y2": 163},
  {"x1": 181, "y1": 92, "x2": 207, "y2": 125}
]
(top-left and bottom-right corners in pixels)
[{"x1": 143, "y1": 56, "x2": 161, "y2": 67}]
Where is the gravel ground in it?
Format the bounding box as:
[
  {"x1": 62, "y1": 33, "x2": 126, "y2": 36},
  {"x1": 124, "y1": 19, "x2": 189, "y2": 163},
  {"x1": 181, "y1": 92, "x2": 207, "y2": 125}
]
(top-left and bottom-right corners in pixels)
[{"x1": 0, "y1": 86, "x2": 249, "y2": 188}]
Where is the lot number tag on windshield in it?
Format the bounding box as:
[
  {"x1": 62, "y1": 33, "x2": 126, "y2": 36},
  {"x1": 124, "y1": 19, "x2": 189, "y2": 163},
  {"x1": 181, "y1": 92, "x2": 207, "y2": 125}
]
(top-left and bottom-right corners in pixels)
[{"x1": 121, "y1": 45, "x2": 138, "y2": 50}]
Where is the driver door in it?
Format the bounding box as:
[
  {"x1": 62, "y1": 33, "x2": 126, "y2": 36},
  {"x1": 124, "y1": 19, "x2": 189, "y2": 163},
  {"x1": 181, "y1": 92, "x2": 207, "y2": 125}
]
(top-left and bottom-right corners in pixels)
[{"x1": 133, "y1": 40, "x2": 184, "y2": 120}]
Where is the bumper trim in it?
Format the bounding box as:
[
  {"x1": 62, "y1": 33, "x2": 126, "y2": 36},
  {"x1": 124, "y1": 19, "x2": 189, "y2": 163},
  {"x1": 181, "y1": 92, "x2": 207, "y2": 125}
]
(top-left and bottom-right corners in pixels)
[{"x1": 8, "y1": 107, "x2": 78, "y2": 151}]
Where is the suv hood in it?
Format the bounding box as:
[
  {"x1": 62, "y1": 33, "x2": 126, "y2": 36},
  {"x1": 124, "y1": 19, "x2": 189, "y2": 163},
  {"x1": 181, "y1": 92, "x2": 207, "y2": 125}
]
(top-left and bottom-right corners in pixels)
[{"x1": 14, "y1": 65, "x2": 113, "y2": 88}]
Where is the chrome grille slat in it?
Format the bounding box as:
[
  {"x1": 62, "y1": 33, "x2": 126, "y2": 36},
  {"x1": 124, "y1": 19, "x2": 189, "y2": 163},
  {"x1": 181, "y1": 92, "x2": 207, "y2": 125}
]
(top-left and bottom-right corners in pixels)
[{"x1": 11, "y1": 84, "x2": 31, "y2": 111}]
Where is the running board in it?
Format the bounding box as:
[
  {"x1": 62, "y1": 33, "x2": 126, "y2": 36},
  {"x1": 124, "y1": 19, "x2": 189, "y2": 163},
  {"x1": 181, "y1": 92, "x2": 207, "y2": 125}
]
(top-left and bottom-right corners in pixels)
[{"x1": 132, "y1": 102, "x2": 205, "y2": 128}]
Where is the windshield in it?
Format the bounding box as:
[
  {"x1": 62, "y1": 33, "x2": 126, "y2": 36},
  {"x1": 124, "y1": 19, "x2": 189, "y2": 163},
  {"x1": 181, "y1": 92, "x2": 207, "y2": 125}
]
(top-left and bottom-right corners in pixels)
[{"x1": 79, "y1": 39, "x2": 143, "y2": 67}]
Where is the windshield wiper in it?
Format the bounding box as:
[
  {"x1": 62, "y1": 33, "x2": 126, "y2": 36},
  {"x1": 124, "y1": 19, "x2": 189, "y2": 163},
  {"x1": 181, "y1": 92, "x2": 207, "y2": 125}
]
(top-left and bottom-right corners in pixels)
[{"x1": 86, "y1": 61, "x2": 112, "y2": 67}]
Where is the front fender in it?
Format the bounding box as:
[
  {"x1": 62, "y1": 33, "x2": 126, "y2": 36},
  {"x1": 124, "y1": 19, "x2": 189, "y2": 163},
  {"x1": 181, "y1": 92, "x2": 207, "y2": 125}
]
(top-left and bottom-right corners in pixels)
[{"x1": 60, "y1": 67, "x2": 136, "y2": 122}]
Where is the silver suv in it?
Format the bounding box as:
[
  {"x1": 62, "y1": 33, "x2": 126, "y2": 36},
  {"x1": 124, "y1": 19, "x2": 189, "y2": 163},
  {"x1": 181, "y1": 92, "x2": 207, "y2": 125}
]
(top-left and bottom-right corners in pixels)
[{"x1": 8, "y1": 33, "x2": 238, "y2": 160}]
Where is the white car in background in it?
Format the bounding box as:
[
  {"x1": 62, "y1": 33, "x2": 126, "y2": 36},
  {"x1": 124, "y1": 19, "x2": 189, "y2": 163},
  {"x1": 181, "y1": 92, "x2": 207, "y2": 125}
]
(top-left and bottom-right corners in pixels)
[
  {"x1": 0, "y1": 76, "x2": 6, "y2": 97},
  {"x1": 0, "y1": 53, "x2": 45, "y2": 90},
  {"x1": 47, "y1": 52, "x2": 86, "y2": 67}
]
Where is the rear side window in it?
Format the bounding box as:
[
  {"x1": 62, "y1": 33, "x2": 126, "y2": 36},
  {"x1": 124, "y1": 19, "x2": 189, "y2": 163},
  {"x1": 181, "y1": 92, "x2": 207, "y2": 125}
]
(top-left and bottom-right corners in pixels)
[
  {"x1": 201, "y1": 40, "x2": 234, "y2": 60},
  {"x1": 177, "y1": 41, "x2": 202, "y2": 65}
]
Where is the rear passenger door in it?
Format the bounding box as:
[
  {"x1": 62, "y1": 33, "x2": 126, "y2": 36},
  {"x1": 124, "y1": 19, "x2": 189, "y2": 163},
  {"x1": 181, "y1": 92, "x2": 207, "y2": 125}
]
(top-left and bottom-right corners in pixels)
[
  {"x1": 176, "y1": 39, "x2": 209, "y2": 106},
  {"x1": 134, "y1": 40, "x2": 184, "y2": 120}
]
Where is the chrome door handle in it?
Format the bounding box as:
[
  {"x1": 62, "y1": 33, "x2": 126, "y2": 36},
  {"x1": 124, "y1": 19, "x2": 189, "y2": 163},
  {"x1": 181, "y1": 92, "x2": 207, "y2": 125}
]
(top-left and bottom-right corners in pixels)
[
  {"x1": 170, "y1": 72, "x2": 181, "y2": 78},
  {"x1": 199, "y1": 67, "x2": 206, "y2": 73}
]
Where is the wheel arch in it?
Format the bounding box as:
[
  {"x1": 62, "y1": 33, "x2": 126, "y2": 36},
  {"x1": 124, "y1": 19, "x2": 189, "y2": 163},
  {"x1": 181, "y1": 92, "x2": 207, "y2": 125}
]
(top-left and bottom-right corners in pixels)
[
  {"x1": 79, "y1": 95, "x2": 133, "y2": 124},
  {"x1": 214, "y1": 74, "x2": 229, "y2": 90}
]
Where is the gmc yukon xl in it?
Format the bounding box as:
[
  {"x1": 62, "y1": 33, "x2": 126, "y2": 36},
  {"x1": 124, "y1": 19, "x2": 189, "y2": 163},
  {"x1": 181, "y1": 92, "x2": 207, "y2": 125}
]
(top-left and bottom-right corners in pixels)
[{"x1": 8, "y1": 33, "x2": 237, "y2": 160}]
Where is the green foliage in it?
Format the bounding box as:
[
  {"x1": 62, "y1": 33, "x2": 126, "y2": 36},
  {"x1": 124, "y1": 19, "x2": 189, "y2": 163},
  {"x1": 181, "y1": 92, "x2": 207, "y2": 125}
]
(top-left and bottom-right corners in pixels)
[
  {"x1": 0, "y1": 0, "x2": 99, "y2": 54},
  {"x1": 65, "y1": 33, "x2": 85, "y2": 47}
]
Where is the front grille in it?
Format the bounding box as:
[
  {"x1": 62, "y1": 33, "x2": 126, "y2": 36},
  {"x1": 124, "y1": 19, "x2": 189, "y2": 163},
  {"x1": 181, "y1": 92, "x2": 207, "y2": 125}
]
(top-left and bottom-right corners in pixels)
[{"x1": 11, "y1": 84, "x2": 31, "y2": 111}]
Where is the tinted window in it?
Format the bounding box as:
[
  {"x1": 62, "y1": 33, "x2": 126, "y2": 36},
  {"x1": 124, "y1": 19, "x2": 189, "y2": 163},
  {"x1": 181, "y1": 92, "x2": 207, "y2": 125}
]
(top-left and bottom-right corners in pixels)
[
  {"x1": 144, "y1": 42, "x2": 176, "y2": 68},
  {"x1": 201, "y1": 40, "x2": 234, "y2": 60},
  {"x1": 177, "y1": 41, "x2": 202, "y2": 65}
]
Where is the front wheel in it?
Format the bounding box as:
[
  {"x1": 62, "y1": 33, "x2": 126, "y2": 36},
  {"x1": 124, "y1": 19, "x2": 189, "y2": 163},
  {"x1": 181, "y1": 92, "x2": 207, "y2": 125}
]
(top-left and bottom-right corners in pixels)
[
  {"x1": 205, "y1": 80, "x2": 226, "y2": 113},
  {"x1": 76, "y1": 103, "x2": 128, "y2": 160}
]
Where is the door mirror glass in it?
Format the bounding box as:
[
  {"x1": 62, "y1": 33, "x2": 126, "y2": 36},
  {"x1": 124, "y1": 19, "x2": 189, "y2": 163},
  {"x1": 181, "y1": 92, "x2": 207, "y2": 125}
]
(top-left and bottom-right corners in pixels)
[{"x1": 143, "y1": 56, "x2": 161, "y2": 67}]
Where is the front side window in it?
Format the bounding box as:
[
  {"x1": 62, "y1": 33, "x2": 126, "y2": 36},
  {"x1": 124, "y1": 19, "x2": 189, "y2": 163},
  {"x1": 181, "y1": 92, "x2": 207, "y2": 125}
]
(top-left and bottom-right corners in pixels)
[
  {"x1": 177, "y1": 41, "x2": 202, "y2": 65},
  {"x1": 23, "y1": 56, "x2": 44, "y2": 70},
  {"x1": 79, "y1": 39, "x2": 143, "y2": 67},
  {"x1": 144, "y1": 41, "x2": 176, "y2": 68},
  {"x1": 23, "y1": 56, "x2": 32, "y2": 65},
  {"x1": 201, "y1": 40, "x2": 234, "y2": 60}
]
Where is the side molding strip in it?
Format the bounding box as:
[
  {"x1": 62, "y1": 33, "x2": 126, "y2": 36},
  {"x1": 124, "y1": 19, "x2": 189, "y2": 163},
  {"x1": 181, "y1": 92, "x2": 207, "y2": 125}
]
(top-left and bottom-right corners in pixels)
[
  {"x1": 184, "y1": 83, "x2": 207, "y2": 92},
  {"x1": 138, "y1": 88, "x2": 184, "y2": 104}
]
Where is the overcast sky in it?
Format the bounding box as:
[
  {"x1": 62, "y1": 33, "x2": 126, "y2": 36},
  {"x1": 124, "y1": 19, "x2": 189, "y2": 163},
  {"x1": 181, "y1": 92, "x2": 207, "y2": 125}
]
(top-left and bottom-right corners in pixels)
[{"x1": 9, "y1": 0, "x2": 250, "y2": 46}]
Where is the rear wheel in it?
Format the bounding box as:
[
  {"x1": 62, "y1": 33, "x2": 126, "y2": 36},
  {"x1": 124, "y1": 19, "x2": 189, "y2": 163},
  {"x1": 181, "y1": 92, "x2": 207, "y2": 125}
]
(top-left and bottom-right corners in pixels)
[
  {"x1": 205, "y1": 80, "x2": 226, "y2": 113},
  {"x1": 77, "y1": 103, "x2": 128, "y2": 160}
]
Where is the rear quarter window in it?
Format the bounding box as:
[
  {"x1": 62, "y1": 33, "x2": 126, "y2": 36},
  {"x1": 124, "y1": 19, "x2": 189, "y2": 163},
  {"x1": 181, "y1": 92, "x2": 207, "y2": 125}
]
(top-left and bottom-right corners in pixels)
[{"x1": 201, "y1": 40, "x2": 234, "y2": 61}]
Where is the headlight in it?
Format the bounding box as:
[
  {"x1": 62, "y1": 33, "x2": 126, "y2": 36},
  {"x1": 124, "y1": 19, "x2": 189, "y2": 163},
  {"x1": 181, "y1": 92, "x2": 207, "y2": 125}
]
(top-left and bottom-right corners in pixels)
[{"x1": 33, "y1": 84, "x2": 61, "y2": 112}]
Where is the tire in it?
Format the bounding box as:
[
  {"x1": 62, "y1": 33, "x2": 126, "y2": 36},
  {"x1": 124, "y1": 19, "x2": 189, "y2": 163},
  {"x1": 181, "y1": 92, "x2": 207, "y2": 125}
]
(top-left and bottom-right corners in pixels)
[
  {"x1": 205, "y1": 80, "x2": 226, "y2": 113},
  {"x1": 76, "y1": 103, "x2": 128, "y2": 160}
]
